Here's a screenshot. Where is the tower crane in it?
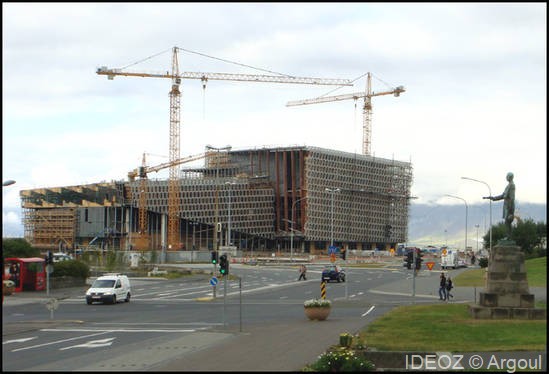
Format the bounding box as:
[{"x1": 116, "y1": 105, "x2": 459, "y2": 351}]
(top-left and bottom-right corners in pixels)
[
  {"x1": 127, "y1": 152, "x2": 207, "y2": 249},
  {"x1": 98, "y1": 46, "x2": 352, "y2": 249},
  {"x1": 286, "y1": 72, "x2": 405, "y2": 156}
]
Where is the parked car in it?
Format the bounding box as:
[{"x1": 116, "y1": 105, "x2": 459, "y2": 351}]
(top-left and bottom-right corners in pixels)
[
  {"x1": 85, "y1": 274, "x2": 131, "y2": 305},
  {"x1": 321, "y1": 265, "x2": 346, "y2": 282},
  {"x1": 52, "y1": 252, "x2": 73, "y2": 262}
]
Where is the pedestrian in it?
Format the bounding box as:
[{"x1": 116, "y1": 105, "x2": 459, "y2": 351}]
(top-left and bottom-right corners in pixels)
[
  {"x1": 9, "y1": 263, "x2": 20, "y2": 288},
  {"x1": 439, "y1": 272, "x2": 447, "y2": 301},
  {"x1": 471, "y1": 253, "x2": 476, "y2": 266},
  {"x1": 446, "y1": 276, "x2": 454, "y2": 300},
  {"x1": 298, "y1": 264, "x2": 307, "y2": 281}
]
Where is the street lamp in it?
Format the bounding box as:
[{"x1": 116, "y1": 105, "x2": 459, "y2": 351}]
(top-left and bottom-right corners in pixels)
[
  {"x1": 325, "y1": 188, "x2": 341, "y2": 247},
  {"x1": 475, "y1": 224, "x2": 480, "y2": 254},
  {"x1": 289, "y1": 196, "x2": 308, "y2": 262},
  {"x1": 444, "y1": 194, "x2": 468, "y2": 251},
  {"x1": 205, "y1": 145, "x2": 232, "y2": 252},
  {"x1": 225, "y1": 181, "x2": 236, "y2": 247},
  {"x1": 205, "y1": 144, "x2": 231, "y2": 299},
  {"x1": 326, "y1": 187, "x2": 345, "y2": 299},
  {"x1": 461, "y1": 176, "x2": 492, "y2": 253}
]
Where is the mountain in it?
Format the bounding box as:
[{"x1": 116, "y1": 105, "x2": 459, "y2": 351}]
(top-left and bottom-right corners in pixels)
[
  {"x1": 407, "y1": 202, "x2": 546, "y2": 248},
  {"x1": 3, "y1": 203, "x2": 546, "y2": 248}
]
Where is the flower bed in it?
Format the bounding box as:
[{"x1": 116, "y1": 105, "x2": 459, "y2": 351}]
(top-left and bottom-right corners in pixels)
[
  {"x1": 303, "y1": 298, "x2": 331, "y2": 308},
  {"x1": 304, "y1": 299, "x2": 332, "y2": 320}
]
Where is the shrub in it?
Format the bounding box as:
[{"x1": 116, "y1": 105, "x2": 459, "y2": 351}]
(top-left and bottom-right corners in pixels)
[
  {"x1": 304, "y1": 347, "x2": 375, "y2": 372},
  {"x1": 51, "y1": 260, "x2": 90, "y2": 279},
  {"x1": 478, "y1": 257, "x2": 488, "y2": 268},
  {"x1": 2, "y1": 238, "x2": 41, "y2": 259},
  {"x1": 304, "y1": 299, "x2": 332, "y2": 308}
]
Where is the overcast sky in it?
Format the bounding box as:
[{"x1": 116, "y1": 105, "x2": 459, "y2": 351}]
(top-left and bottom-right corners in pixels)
[{"x1": 2, "y1": 3, "x2": 546, "y2": 237}]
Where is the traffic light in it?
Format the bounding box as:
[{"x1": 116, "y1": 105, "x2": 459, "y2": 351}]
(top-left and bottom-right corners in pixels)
[
  {"x1": 45, "y1": 251, "x2": 53, "y2": 265},
  {"x1": 211, "y1": 251, "x2": 218, "y2": 264},
  {"x1": 219, "y1": 254, "x2": 229, "y2": 275},
  {"x1": 405, "y1": 250, "x2": 413, "y2": 269},
  {"x1": 415, "y1": 250, "x2": 423, "y2": 270}
]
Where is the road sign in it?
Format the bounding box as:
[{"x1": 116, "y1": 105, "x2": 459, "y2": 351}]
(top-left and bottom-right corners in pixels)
[
  {"x1": 330, "y1": 253, "x2": 336, "y2": 263},
  {"x1": 426, "y1": 261, "x2": 435, "y2": 270},
  {"x1": 328, "y1": 246, "x2": 338, "y2": 254},
  {"x1": 442, "y1": 248, "x2": 447, "y2": 255},
  {"x1": 46, "y1": 264, "x2": 54, "y2": 274},
  {"x1": 45, "y1": 298, "x2": 59, "y2": 311},
  {"x1": 210, "y1": 277, "x2": 218, "y2": 286}
]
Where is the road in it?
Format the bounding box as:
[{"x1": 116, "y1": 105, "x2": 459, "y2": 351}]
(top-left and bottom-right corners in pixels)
[{"x1": 5, "y1": 262, "x2": 541, "y2": 371}]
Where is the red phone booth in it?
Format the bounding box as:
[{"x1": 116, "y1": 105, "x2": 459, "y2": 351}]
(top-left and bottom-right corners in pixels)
[{"x1": 4, "y1": 258, "x2": 46, "y2": 292}]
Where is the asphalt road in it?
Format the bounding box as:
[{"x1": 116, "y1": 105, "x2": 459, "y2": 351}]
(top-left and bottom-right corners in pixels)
[{"x1": 3, "y1": 263, "x2": 546, "y2": 371}]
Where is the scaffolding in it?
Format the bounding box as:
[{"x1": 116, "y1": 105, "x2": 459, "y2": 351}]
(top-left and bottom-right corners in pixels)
[{"x1": 20, "y1": 146, "x2": 413, "y2": 253}]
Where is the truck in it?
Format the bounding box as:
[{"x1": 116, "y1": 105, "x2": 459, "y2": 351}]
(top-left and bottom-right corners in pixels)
[{"x1": 440, "y1": 249, "x2": 459, "y2": 269}]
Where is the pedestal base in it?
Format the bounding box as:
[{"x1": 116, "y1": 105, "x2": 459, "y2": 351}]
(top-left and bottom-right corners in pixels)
[
  {"x1": 469, "y1": 304, "x2": 546, "y2": 320},
  {"x1": 469, "y1": 242, "x2": 545, "y2": 320}
]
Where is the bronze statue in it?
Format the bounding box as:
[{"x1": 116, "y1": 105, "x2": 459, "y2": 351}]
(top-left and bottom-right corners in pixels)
[{"x1": 484, "y1": 172, "x2": 515, "y2": 238}]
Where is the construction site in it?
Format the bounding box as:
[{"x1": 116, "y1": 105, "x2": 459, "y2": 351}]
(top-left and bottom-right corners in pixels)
[{"x1": 19, "y1": 47, "x2": 414, "y2": 256}]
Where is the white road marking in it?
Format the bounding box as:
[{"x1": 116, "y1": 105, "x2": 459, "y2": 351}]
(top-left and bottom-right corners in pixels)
[
  {"x1": 362, "y1": 305, "x2": 375, "y2": 317},
  {"x1": 11, "y1": 331, "x2": 110, "y2": 352},
  {"x1": 59, "y1": 337, "x2": 116, "y2": 350},
  {"x1": 41, "y1": 328, "x2": 205, "y2": 333},
  {"x1": 3, "y1": 337, "x2": 37, "y2": 344}
]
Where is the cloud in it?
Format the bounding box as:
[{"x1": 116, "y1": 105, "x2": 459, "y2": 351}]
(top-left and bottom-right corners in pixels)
[{"x1": 2, "y1": 3, "x2": 546, "y2": 240}]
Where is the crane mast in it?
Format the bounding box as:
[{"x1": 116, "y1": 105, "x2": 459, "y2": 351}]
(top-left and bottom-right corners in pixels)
[
  {"x1": 167, "y1": 48, "x2": 181, "y2": 248},
  {"x1": 98, "y1": 46, "x2": 353, "y2": 250},
  {"x1": 128, "y1": 151, "x2": 208, "y2": 249},
  {"x1": 286, "y1": 72, "x2": 405, "y2": 155}
]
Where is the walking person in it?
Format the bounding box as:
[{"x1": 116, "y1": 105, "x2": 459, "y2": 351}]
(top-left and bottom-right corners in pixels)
[
  {"x1": 298, "y1": 264, "x2": 307, "y2": 281},
  {"x1": 438, "y1": 272, "x2": 447, "y2": 301},
  {"x1": 446, "y1": 276, "x2": 454, "y2": 300}
]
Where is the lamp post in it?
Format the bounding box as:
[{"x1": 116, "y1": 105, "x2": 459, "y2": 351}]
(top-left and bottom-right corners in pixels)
[
  {"x1": 461, "y1": 176, "x2": 492, "y2": 253},
  {"x1": 325, "y1": 188, "x2": 341, "y2": 247},
  {"x1": 475, "y1": 224, "x2": 480, "y2": 254},
  {"x1": 325, "y1": 187, "x2": 346, "y2": 299},
  {"x1": 289, "y1": 196, "x2": 308, "y2": 262},
  {"x1": 225, "y1": 181, "x2": 236, "y2": 247},
  {"x1": 205, "y1": 145, "x2": 231, "y2": 299},
  {"x1": 205, "y1": 145, "x2": 232, "y2": 251},
  {"x1": 444, "y1": 194, "x2": 468, "y2": 252}
]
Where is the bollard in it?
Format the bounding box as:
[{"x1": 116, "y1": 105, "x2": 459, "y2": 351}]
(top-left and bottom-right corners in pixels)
[{"x1": 320, "y1": 281, "x2": 326, "y2": 299}]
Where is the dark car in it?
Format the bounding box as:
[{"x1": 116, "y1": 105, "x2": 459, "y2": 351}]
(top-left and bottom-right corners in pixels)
[{"x1": 321, "y1": 265, "x2": 345, "y2": 282}]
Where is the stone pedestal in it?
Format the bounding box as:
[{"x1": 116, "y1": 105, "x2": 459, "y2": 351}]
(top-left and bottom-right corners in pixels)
[{"x1": 469, "y1": 241, "x2": 546, "y2": 319}]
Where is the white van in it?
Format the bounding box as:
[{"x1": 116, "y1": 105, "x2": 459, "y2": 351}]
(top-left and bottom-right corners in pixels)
[{"x1": 85, "y1": 274, "x2": 131, "y2": 304}]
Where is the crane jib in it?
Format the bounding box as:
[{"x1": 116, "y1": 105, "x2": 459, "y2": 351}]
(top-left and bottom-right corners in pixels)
[{"x1": 96, "y1": 68, "x2": 352, "y2": 86}]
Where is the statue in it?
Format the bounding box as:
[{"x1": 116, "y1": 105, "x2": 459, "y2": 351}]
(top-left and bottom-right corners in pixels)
[{"x1": 483, "y1": 172, "x2": 515, "y2": 238}]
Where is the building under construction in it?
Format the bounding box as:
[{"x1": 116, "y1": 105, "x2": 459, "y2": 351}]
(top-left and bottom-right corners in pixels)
[{"x1": 20, "y1": 146, "x2": 413, "y2": 254}]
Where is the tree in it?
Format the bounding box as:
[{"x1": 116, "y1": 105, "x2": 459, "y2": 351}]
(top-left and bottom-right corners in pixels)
[
  {"x1": 483, "y1": 219, "x2": 546, "y2": 256},
  {"x1": 2, "y1": 238, "x2": 41, "y2": 260},
  {"x1": 511, "y1": 218, "x2": 542, "y2": 254}
]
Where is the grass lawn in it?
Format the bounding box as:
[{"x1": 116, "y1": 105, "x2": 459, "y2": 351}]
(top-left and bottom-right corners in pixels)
[
  {"x1": 361, "y1": 256, "x2": 546, "y2": 352},
  {"x1": 454, "y1": 256, "x2": 546, "y2": 287},
  {"x1": 361, "y1": 303, "x2": 546, "y2": 352}
]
